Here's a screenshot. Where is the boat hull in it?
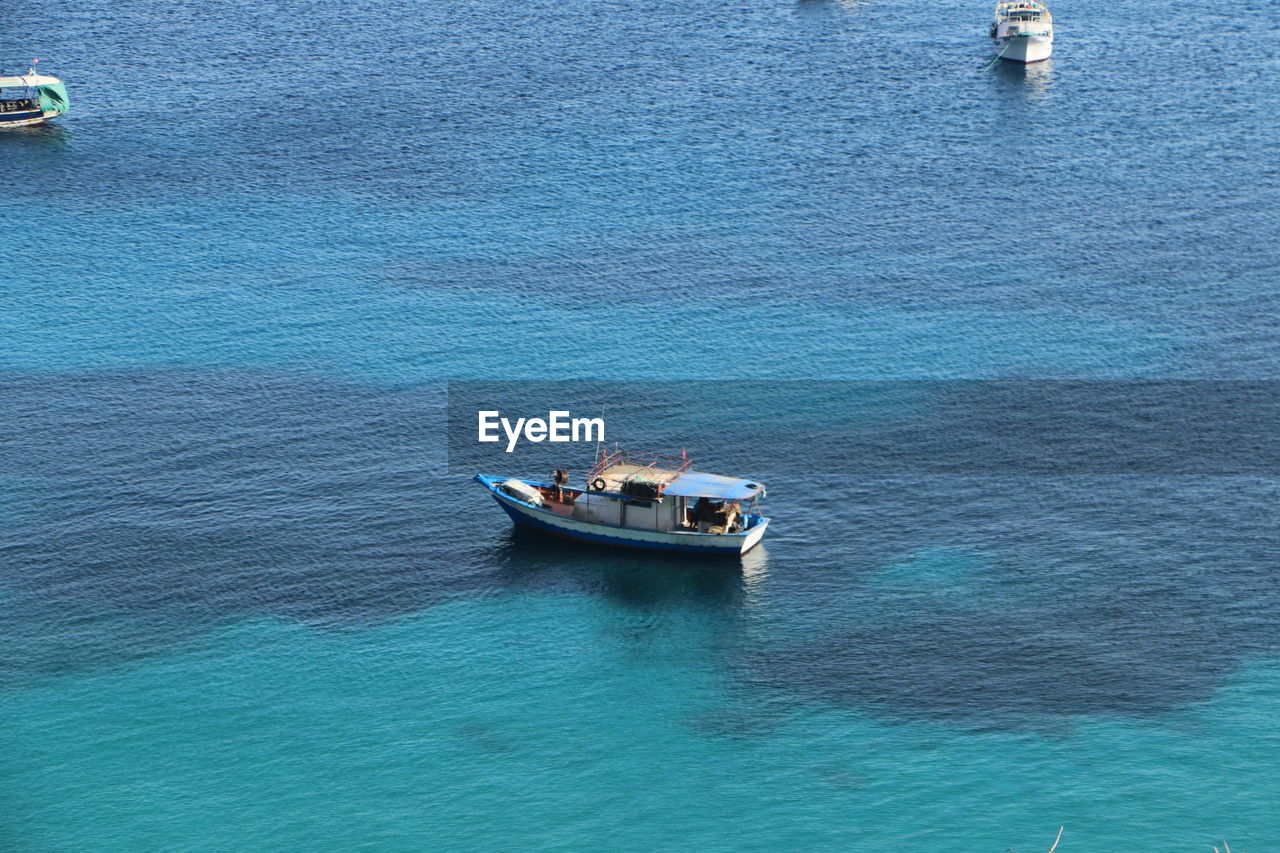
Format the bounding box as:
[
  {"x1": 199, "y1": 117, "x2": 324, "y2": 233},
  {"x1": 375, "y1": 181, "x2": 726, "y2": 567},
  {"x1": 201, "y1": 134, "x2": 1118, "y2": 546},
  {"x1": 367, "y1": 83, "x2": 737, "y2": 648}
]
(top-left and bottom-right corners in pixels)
[
  {"x1": 0, "y1": 109, "x2": 60, "y2": 128},
  {"x1": 995, "y1": 34, "x2": 1053, "y2": 63},
  {"x1": 477, "y1": 475, "x2": 769, "y2": 555}
]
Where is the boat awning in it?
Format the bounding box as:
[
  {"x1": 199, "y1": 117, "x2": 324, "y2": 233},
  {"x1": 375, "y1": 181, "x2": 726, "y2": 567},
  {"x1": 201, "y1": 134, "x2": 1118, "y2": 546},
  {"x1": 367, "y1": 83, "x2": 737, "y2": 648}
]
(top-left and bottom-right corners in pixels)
[
  {"x1": 664, "y1": 471, "x2": 765, "y2": 500},
  {"x1": 0, "y1": 74, "x2": 60, "y2": 88}
]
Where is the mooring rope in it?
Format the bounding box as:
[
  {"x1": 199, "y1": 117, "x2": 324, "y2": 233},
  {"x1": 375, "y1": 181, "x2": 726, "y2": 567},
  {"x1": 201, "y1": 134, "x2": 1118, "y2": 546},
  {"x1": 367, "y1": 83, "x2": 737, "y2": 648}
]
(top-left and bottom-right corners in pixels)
[{"x1": 983, "y1": 39, "x2": 1013, "y2": 71}]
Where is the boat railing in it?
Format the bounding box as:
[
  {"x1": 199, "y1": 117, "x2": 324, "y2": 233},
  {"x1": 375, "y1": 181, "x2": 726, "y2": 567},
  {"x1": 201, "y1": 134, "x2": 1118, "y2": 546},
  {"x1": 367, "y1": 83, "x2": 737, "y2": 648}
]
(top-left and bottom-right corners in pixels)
[
  {"x1": 587, "y1": 447, "x2": 692, "y2": 484},
  {"x1": 995, "y1": 2, "x2": 1050, "y2": 17}
]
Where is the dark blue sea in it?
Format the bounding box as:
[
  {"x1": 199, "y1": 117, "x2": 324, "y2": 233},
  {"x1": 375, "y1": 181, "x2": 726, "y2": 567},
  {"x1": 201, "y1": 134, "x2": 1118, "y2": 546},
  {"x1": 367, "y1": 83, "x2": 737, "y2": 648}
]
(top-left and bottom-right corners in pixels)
[{"x1": 2, "y1": 0, "x2": 1279, "y2": 849}]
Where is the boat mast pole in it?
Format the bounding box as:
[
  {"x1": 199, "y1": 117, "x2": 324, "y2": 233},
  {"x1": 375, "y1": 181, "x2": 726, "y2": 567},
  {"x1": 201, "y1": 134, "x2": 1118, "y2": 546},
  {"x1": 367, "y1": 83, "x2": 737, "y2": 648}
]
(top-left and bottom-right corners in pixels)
[{"x1": 594, "y1": 404, "x2": 605, "y2": 472}]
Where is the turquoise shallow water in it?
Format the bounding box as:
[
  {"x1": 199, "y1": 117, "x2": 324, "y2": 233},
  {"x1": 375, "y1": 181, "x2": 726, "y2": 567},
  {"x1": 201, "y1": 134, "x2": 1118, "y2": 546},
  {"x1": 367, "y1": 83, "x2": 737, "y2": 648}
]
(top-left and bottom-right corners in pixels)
[
  {"x1": 2, "y1": 0, "x2": 1280, "y2": 849},
  {"x1": 5, "y1": 602, "x2": 1280, "y2": 850}
]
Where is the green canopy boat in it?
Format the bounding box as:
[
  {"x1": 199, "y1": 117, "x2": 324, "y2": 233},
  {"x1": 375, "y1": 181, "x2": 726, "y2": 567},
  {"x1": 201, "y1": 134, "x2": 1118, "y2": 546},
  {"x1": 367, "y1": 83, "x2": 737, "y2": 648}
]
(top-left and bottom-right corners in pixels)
[{"x1": 0, "y1": 67, "x2": 70, "y2": 127}]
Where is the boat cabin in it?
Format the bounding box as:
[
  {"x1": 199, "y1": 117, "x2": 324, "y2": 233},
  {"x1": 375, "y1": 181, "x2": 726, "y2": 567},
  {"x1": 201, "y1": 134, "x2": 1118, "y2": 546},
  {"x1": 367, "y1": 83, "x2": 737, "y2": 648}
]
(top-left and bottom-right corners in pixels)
[
  {"x1": 991, "y1": 0, "x2": 1052, "y2": 42},
  {"x1": 500, "y1": 448, "x2": 767, "y2": 535},
  {"x1": 994, "y1": 1, "x2": 1051, "y2": 24},
  {"x1": 0, "y1": 95, "x2": 39, "y2": 114}
]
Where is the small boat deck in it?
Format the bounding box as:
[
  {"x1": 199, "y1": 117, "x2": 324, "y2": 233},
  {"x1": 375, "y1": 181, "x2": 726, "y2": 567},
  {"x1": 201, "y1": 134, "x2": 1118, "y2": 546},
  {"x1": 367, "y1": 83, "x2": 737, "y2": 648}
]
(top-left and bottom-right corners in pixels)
[{"x1": 593, "y1": 462, "x2": 682, "y2": 492}]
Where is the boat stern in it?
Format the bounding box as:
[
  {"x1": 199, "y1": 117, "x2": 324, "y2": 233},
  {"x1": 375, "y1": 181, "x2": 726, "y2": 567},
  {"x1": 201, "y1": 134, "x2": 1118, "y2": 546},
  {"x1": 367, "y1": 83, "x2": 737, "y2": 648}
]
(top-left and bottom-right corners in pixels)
[{"x1": 739, "y1": 516, "x2": 770, "y2": 554}]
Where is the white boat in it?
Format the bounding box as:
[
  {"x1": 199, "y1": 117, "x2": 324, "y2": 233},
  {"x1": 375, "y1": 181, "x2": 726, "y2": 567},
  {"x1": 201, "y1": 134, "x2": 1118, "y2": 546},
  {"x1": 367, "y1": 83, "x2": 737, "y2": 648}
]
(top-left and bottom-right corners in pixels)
[
  {"x1": 0, "y1": 67, "x2": 70, "y2": 128},
  {"x1": 990, "y1": 1, "x2": 1054, "y2": 64},
  {"x1": 475, "y1": 448, "x2": 770, "y2": 555}
]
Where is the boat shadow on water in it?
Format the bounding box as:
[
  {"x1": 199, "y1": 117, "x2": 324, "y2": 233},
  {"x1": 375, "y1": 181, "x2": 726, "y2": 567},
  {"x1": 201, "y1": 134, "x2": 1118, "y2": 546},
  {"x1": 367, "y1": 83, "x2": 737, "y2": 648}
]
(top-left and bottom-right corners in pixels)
[
  {"x1": 486, "y1": 525, "x2": 769, "y2": 609},
  {"x1": 0, "y1": 121, "x2": 71, "y2": 149},
  {"x1": 989, "y1": 57, "x2": 1055, "y2": 101}
]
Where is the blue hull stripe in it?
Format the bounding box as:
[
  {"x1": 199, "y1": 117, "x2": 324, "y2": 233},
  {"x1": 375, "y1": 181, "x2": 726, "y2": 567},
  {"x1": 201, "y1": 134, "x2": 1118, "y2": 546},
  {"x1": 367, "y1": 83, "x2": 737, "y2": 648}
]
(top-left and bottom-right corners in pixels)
[{"x1": 491, "y1": 497, "x2": 744, "y2": 554}]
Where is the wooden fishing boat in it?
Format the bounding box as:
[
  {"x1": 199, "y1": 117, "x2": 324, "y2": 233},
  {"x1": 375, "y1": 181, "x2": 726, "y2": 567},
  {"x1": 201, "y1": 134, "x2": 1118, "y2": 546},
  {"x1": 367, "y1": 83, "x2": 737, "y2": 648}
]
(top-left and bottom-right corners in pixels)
[{"x1": 475, "y1": 448, "x2": 770, "y2": 555}]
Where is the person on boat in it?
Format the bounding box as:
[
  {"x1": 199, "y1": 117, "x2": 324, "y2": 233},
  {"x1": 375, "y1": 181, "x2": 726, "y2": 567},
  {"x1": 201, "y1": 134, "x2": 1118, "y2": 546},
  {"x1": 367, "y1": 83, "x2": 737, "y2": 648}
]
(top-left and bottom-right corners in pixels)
[
  {"x1": 551, "y1": 468, "x2": 569, "y2": 503},
  {"x1": 724, "y1": 501, "x2": 742, "y2": 533},
  {"x1": 694, "y1": 497, "x2": 713, "y2": 533}
]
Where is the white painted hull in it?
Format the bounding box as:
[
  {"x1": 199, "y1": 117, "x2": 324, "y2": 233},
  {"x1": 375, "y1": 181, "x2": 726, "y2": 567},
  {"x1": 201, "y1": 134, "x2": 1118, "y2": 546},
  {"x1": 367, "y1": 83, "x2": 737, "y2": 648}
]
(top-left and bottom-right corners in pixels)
[
  {"x1": 478, "y1": 475, "x2": 769, "y2": 555},
  {"x1": 995, "y1": 34, "x2": 1053, "y2": 63}
]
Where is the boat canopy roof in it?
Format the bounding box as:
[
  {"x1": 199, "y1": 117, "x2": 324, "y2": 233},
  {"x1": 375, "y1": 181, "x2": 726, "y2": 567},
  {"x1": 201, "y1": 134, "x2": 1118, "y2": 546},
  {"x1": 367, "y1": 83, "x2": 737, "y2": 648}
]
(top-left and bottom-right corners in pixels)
[
  {"x1": 665, "y1": 471, "x2": 764, "y2": 500},
  {"x1": 0, "y1": 73, "x2": 61, "y2": 88}
]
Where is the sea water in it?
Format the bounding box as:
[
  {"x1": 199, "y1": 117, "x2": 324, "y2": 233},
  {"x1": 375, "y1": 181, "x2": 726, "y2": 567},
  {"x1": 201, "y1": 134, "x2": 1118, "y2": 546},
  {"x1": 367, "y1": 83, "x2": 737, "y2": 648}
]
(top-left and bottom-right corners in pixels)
[{"x1": 2, "y1": 0, "x2": 1278, "y2": 849}]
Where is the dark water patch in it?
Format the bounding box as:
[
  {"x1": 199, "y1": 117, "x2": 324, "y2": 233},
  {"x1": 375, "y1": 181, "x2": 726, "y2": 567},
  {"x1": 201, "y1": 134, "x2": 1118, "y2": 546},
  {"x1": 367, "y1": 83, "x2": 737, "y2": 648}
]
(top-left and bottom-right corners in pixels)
[
  {"x1": 812, "y1": 762, "x2": 866, "y2": 791},
  {"x1": 760, "y1": 603, "x2": 1241, "y2": 724},
  {"x1": 5, "y1": 370, "x2": 1279, "y2": 722},
  {"x1": 0, "y1": 370, "x2": 475, "y2": 685},
  {"x1": 0, "y1": 370, "x2": 770, "y2": 686},
  {"x1": 751, "y1": 474, "x2": 1280, "y2": 724},
  {"x1": 444, "y1": 381, "x2": 1280, "y2": 723},
  {"x1": 685, "y1": 697, "x2": 797, "y2": 741},
  {"x1": 453, "y1": 722, "x2": 519, "y2": 755}
]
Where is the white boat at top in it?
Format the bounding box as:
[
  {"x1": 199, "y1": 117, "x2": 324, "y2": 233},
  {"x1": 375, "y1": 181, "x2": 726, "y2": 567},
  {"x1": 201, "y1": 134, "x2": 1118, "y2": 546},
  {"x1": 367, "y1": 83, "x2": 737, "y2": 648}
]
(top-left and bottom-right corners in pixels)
[
  {"x1": 475, "y1": 448, "x2": 770, "y2": 555},
  {"x1": 990, "y1": 1, "x2": 1054, "y2": 64},
  {"x1": 0, "y1": 67, "x2": 70, "y2": 128}
]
